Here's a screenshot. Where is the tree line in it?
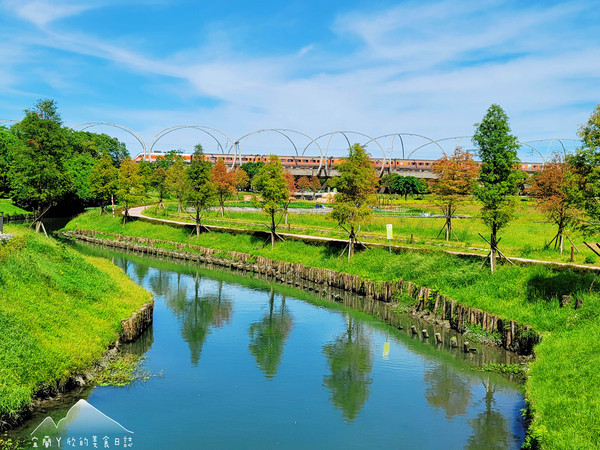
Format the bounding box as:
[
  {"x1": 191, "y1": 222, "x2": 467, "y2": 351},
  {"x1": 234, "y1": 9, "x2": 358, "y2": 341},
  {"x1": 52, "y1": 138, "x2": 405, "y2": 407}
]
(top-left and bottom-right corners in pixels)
[{"x1": 2, "y1": 100, "x2": 600, "y2": 272}]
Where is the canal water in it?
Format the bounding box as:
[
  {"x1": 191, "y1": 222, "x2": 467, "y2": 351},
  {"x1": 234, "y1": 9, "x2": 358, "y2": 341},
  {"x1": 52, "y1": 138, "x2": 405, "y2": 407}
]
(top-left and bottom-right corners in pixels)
[{"x1": 11, "y1": 245, "x2": 526, "y2": 449}]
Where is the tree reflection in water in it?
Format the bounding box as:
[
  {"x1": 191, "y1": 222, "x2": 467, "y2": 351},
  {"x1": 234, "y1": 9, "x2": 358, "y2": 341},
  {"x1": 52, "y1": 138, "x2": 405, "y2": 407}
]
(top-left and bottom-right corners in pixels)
[
  {"x1": 424, "y1": 365, "x2": 472, "y2": 419},
  {"x1": 156, "y1": 269, "x2": 232, "y2": 366},
  {"x1": 466, "y1": 377, "x2": 511, "y2": 449},
  {"x1": 248, "y1": 288, "x2": 293, "y2": 379},
  {"x1": 322, "y1": 316, "x2": 373, "y2": 422}
]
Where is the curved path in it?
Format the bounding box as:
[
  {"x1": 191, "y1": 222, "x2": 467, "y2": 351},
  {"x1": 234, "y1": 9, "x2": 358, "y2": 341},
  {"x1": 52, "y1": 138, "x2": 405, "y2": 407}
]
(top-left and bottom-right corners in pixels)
[{"x1": 127, "y1": 206, "x2": 600, "y2": 272}]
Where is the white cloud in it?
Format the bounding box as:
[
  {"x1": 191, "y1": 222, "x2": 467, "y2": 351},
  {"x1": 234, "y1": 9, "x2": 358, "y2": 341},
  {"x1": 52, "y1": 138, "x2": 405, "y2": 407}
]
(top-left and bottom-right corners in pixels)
[{"x1": 1, "y1": 0, "x2": 598, "y2": 159}]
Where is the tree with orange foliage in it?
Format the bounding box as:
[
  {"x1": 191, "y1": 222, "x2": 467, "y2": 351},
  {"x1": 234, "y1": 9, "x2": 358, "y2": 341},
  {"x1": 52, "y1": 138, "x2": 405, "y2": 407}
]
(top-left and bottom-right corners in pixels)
[
  {"x1": 233, "y1": 167, "x2": 249, "y2": 201},
  {"x1": 297, "y1": 176, "x2": 311, "y2": 200},
  {"x1": 283, "y1": 169, "x2": 296, "y2": 226},
  {"x1": 309, "y1": 176, "x2": 321, "y2": 199},
  {"x1": 530, "y1": 156, "x2": 581, "y2": 253},
  {"x1": 431, "y1": 148, "x2": 478, "y2": 241},
  {"x1": 211, "y1": 158, "x2": 235, "y2": 217}
]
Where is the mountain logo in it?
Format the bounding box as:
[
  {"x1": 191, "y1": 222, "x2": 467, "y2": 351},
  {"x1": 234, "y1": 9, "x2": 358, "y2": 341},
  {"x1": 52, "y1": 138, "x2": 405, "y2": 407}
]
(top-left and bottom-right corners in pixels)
[{"x1": 30, "y1": 399, "x2": 133, "y2": 448}]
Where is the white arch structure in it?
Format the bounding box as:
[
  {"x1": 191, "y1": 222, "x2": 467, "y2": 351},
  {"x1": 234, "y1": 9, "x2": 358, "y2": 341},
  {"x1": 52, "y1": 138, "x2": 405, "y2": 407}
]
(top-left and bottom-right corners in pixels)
[{"x1": 5, "y1": 118, "x2": 582, "y2": 169}]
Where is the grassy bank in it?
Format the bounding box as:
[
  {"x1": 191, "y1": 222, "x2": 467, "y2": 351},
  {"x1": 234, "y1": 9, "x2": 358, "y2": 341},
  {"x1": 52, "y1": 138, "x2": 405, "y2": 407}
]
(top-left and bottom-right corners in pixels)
[
  {"x1": 0, "y1": 225, "x2": 151, "y2": 419},
  {"x1": 64, "y1": 209, "x2": 600, "y2": 448},
  {"x1": 143, "y1": 197, "x2": 596, "y2": 265},
  {"x1": 0, "y1": 199, "x2": 32, "y2": 219}
]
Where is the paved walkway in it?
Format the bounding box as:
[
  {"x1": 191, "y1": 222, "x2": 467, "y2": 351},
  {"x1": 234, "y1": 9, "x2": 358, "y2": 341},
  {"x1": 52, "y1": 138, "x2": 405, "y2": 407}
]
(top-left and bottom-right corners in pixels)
[{"x1": 127, "y1": 206, "x2": 600, "y2": 272}]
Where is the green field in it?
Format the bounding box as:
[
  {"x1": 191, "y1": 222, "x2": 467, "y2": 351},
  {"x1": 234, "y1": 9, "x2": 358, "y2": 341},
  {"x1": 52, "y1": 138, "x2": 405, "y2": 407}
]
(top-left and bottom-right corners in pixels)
[
  {"x1": 143, "y1": 196, "x2": 596, "y2": 266},
  {"x1": 0, "y1": 225, "x2": 151, "y2": 420}
]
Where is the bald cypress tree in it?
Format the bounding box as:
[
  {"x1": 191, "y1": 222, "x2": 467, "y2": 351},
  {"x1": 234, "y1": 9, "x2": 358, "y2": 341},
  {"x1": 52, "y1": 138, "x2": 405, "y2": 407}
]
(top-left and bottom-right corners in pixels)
[{"x1": 473, "y1": 104, "x2": 520, "y2": 272}]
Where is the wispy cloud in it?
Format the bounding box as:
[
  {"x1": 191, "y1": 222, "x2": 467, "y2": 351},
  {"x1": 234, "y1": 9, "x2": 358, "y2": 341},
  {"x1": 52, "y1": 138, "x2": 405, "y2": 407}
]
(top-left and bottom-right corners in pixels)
[{"x1": 0, "y1": 0, "x2": 598, "y2": 157}]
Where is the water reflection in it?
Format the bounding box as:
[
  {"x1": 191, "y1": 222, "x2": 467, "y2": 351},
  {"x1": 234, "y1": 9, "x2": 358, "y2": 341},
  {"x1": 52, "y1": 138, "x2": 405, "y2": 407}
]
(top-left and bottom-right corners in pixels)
[
  {"x1": 153, "y1": 268, "x2": 233, "y2": 366},
  {"x1": 424, "y1": 366, "x2": 472, "y2": 419},
  {"x1": 466, "y1": 378, "x2": 511, "y2": 449},
  {"x1": 322, "y1": 317, "x2": 373, "y2": 422},
  {"x1": 248, "y1": 288, "x2": 293, "y2": 379}
]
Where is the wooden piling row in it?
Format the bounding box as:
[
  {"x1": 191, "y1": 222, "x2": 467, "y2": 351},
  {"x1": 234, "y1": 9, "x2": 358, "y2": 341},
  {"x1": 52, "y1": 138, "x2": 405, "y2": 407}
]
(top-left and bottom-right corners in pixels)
[{"x1": 67, "y1": 229, "x2": 542, "y2": 355}]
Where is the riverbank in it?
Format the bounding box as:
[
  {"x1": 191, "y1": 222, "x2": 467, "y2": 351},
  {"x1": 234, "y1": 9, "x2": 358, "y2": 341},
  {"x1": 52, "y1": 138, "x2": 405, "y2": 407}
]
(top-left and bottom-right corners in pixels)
[
  {"x1": 63, "y1": 210, "x2": 600, "y2": 448},
  {"x1": 0, "y1": 226, "x2": 152, "y2": 431}
]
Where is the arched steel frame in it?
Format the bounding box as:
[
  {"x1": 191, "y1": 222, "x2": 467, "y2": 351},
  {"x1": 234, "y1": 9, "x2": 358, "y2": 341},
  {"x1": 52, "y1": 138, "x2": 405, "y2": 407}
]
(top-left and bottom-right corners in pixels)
[
  {"x1": 73, "y1": 122, "x2": 147, "y2": 158},
  {"x1": 312, "y1": 131, "x2": 387, "y2": 175},
  {"x1": 149, "y1": 126, "x2": 234, "y2": 161},
  {"x1": 521, "y1": 138, "x2": 579, "y2": 162},
  {"x1": 0, "y1": 119, "x2": 18, "y2": 126},
  {"x1": 233, "y1": 128, "x2": 325, "y2": 172}
]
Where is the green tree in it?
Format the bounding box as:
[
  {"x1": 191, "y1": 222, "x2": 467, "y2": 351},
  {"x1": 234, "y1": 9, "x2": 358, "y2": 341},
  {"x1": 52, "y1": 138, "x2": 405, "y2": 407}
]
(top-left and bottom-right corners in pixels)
[
  {"x1": 69, "y1": 131, "x2": 128, "y2": 165},
  {"x1": 155, "y1": 150, "x2": 183, "y2": 171},
  {"x1": 137, "y1": 159, "x2": 154, "y2": 191},
  {"x1": 152, "y1": 167, "x2": 168, "y2": 209},
  {"x1": 116, "y1": 157, "x2": 145, "y2": 223},
  {"x1": 0, "y1": 128, "x2": 24, "y2": 196},
  {"x1": 473, "y1": 104, "x2": 520, "y2": 272},
  {"x1": 380, "y1": 173, "x2": 399, "y2": 194},
  {"x1": 89, "y1": 154, "x2": 118, "y2": 214},
  {"x1": 64, "y1": 153, "x2": 97, "y2": 204},
  {"x1": 184, "y1": 147, "x2": 216, "y2": 237},
  {"x1": 167, "y1": 156, "x2": 187, "y2": 213},
  {"x1": 9, "y1": 99, "x2": 73, "y2": 233},
  {"x1": 569, "y1": 104, "x2": 600, "y2": 228},
  {"x1": 252, "y1": 155, "x2": 290, "y2": 249},
  {"x1": 330, "y1": 144, "x2": 379, "y2": 260},
  {"x1": 241, "y1": 161, "x2": 265, "y2": 187}
]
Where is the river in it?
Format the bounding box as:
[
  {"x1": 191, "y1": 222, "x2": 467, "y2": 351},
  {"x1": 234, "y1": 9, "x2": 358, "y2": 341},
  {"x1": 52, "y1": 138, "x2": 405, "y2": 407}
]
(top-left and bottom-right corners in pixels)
[{"x1": 10, "y1": 244, "x2": 526, "y2": 449}]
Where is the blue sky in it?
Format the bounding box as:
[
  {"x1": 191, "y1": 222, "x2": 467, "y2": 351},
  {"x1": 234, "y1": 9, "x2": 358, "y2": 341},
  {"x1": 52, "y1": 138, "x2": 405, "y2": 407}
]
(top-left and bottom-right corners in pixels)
[{"x1": 1, "y1": 0, "x2": 599, "y2": 159}]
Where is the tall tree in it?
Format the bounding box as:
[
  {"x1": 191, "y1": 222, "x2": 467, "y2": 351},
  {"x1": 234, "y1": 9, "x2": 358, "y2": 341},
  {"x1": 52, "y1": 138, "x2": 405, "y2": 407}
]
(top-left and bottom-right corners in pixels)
[
  {"x1": 431, "y1": 148, "x2": 478, "y2": 241},
  {"x1": 211, "y1": 158, "x2": 236, "y2": 217},
  {"x1": 233, "y1": 167, "x2": 249, "y2": 201},
  {"x1": 530, "y1": 156, "x2": 581, "y2": 253},
  {"x1": 152, "y1": 167, "x2": 169, "y2": 209},
  {"x1": 473, "y1": 104, "x2": 520, "y2": 272},
  {"x1": 569, "y1": 104, "x2": 600, "y2": 228},
  {"x1": 9, "y1": 99, "x2": 73, "y2": 233},
  {"x1": 252, "y1": 155, "x2": 290, "y2": 249},
  {"x1": 116, "y1": 157, "x2": 145, "y2": 223},
  {"x1": 89, "y1": 153, "x2": 118, "y2": 214},
  {"x1": 330, "y1": 144, "x2": 379, "y2": 260},
  {"x1": 167, "y1": 156, "x2": 187, "y2": 213},
  {"x1": 184, "y1": 147, "x2": 216, "y2": 237}
]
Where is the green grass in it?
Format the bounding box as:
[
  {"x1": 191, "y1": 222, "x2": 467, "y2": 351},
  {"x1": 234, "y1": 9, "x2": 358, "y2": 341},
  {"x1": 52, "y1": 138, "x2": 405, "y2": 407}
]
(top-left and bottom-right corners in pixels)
[
  {"x1": 141, "y1": 197, "x2": 597, "y2": 266},
  {"x1": 0, "y1": 225, "x2": 151, "y2": 418},
  {"x1": 64, "y1": 208, "x2": 600, "y2": 449},
  {"x1": 0, "y1": 199, "x2": 32, "y2": 218}
]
